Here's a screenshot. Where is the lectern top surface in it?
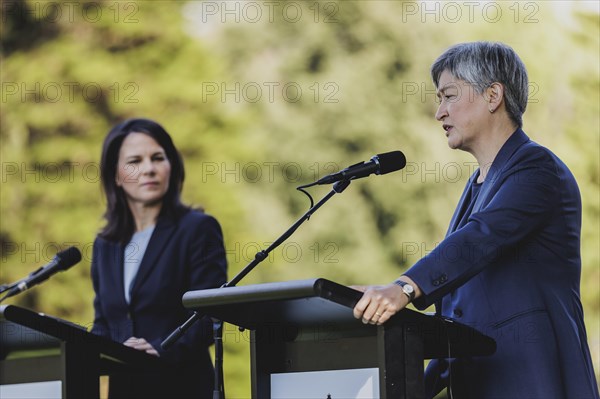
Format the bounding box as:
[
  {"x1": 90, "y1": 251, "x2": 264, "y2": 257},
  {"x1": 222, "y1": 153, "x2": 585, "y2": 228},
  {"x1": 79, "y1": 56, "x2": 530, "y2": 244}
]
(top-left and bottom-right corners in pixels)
[{"x1": 182, "y1": 278, "x2": 364, "y2": 329}]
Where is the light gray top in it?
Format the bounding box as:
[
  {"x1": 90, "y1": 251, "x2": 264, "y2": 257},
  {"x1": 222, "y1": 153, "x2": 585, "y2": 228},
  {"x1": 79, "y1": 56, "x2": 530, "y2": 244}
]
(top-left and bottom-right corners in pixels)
[{"x1": 123, "y1": 225, "x2": 155, "y2": 304}]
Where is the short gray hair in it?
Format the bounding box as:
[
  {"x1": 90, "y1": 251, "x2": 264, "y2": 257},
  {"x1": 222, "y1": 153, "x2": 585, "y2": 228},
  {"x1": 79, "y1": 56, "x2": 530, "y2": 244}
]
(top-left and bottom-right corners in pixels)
[{"x1": 431, "y1": 42, "x2": 529, "y2": 128}]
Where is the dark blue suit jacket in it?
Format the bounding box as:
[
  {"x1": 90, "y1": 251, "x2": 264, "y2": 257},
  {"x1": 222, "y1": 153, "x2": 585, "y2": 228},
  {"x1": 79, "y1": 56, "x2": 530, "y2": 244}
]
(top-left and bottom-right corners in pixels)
[
  {"x1": 91, "y1": 210, "x2": 227, "y2": 398},
  {"x1": 405, "y1": 130, "x2": 599, "y2": 398}
]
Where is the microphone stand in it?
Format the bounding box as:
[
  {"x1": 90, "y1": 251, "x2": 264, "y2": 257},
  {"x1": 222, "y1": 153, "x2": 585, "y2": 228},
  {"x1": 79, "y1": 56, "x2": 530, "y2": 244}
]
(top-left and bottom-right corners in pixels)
[
  {"x1": 161, "y1": 179, "x2": 352, "y2": 399},
  {"x1": 0, "y1": 273, "x2": 35, "y2": 303}
]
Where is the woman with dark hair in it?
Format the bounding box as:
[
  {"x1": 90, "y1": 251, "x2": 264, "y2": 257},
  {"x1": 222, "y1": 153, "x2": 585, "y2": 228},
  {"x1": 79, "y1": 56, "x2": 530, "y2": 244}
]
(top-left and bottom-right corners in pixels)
[
  {"x1": 353, "y1": 42, "x2": 599, "y2": 398},
  {"x1": 91, "y1": 118, "x2": 227, "y2": 398}
]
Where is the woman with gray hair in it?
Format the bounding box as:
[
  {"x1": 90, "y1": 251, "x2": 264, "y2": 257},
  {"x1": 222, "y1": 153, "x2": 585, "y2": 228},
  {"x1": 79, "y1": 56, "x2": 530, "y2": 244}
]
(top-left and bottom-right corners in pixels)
[{"x1": 353, "y1": 42, "x2": 599, "y2": 398}]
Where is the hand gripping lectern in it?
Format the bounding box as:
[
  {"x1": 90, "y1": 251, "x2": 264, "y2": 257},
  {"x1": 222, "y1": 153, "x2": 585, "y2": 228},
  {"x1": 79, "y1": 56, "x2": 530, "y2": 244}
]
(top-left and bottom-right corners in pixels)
[
  {"x1": 0, "y1": 305, "x2": 163, "y2": 398},
  {"x1": 182, "y1": 278, "x2": 496, "y2": 399}
]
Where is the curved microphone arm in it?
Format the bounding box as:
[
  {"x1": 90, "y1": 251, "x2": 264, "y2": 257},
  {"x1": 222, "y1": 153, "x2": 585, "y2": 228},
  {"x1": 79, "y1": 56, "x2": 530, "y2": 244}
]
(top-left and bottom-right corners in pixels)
[{"x1": 161, "y1": 179, "x2": 351, "y2": 349}]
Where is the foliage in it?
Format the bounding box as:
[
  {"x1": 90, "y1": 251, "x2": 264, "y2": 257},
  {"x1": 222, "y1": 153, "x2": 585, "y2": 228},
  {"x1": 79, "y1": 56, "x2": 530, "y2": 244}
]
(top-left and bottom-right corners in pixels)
[{"x1": 1, "y1": 1, "x2": 598, "y2": 397}]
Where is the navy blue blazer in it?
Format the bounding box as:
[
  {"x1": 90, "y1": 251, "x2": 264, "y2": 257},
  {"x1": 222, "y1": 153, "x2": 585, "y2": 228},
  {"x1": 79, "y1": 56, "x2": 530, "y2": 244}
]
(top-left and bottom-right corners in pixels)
[
  {"x1": 405, "y1": 129, "x2": 598, "y2": 398},
  {"x1": 91, "y1": 210, "x2": 227, "y2": 398}
]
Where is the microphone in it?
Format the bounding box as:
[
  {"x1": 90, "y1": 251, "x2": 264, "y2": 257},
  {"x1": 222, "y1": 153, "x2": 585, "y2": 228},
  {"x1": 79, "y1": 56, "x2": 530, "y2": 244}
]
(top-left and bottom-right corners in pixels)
[
  {"x1": 3, "y1": 247, "x2": 82, "y2": 300},
  {"x1": 316, "y1": 151, "x2": 406, "y2": 185}
]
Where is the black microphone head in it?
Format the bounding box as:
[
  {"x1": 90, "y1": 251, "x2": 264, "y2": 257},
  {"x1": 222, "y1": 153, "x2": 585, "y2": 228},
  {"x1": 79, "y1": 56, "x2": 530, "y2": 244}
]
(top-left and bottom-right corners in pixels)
[
  {"x1": 376, "y1": 151, "x2": 406, "y2": 175},
  {"x1": 56, "y1": 247, "x2": 82, "y2": 270}
]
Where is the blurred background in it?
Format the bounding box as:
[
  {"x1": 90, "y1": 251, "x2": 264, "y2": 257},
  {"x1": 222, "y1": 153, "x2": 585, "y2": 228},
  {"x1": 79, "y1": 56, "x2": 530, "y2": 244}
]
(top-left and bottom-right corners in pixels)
[{"x1": 1, "y1": 0, "x2": 598, "y2": 396}]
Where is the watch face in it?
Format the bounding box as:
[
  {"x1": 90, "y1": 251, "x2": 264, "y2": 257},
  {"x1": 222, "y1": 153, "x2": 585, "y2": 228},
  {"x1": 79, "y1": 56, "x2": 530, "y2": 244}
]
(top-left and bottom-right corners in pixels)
[{"x1": 404, "y1": 285, "x2": 414, "y2": 294}]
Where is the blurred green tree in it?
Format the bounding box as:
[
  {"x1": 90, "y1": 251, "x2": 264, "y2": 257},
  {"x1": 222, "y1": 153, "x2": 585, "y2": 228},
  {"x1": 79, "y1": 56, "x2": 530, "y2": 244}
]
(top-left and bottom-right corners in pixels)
[{"x1": 1, "y1": 1, "x2": 598, "y2": 397}]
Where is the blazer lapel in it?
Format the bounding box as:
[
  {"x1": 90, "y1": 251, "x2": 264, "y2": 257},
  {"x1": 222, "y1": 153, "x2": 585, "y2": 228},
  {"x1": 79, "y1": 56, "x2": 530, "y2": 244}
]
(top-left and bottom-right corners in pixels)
[
  {"x1": 446, "y1": 173, "x2": 477, "y2": 235},
  {"x1": 472, "y1": 129, "x2": 530, "y2": 213},
  {"x1": 129, "y1": 218, "x2": 177, "y2": 300},
  {"x1": 105, "y1": 240, "x2": 127, "y2": 305}
]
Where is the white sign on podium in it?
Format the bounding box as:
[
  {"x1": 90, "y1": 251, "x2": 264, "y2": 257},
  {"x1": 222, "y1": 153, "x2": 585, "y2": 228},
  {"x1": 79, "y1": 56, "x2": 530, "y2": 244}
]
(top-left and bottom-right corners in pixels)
[{"x1": 271, "y1": 367, "x2": 379, "y2": 398}]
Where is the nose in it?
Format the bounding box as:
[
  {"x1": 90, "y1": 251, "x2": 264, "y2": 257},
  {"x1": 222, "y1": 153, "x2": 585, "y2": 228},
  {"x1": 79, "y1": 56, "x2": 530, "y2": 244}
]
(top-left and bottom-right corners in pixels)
[
  {"x1": 435, "y1": 101, "x2": 447, "y2": 121},
  {"x1": 140, "y1": 158, "x2": 156, "y2": 175}
]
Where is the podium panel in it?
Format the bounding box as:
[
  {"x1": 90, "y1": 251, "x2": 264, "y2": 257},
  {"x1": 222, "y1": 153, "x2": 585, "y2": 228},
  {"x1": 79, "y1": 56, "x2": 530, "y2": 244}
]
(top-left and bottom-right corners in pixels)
[{"x1": 183, "y1": 278, "x2": 495, "y2": 399}]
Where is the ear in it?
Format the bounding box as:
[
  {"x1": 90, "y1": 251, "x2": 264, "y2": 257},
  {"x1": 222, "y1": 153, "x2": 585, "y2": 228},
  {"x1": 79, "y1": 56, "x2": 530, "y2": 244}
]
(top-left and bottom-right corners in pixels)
[{"x1": 485, "y1": 82, "x2": 504, "y2": 113}]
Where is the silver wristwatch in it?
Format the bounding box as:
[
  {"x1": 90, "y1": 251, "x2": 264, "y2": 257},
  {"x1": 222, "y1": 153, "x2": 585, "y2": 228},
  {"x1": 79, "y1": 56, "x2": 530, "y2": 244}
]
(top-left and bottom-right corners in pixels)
[{"x1": 394, "y1": 280, "x2": 415, "y2": 302}]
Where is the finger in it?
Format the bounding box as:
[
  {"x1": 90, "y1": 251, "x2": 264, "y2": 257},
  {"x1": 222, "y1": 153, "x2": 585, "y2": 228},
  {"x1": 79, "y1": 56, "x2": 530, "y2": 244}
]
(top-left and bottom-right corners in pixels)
[
  {"x1": 376, "y1": 309, "x2": 392, "y2": 325},
  {"x1": 146, "y1": 348, "x2": 160, "y2": 357},
  {"x1": 353, "y1": 295, "x2": 371, "y2": 319},
  {"x1": 123, "y1": 337, "x2": 139, "y2": 347},
  {"x1": 132, "y1": 340, "x2": 152, "y2": 350},
  {"x1": 139, "y1": 345, "x2": 156, "y2": 354},
  {"x1": 375, "y1": 296, "x2": 406, "y2": 325},
  {"x1": 133, "y1": 343, "x2": 150, "y2": 350},
  {"x1": 359, "y1": 293, "x2": 383, "y2": 323},
  {"x1": 129, "y1": 338, "x2": 146, "y2": 346},
  {"x1": 364, "y1": 306, "x2": 386, "y2": 325},
  {"x1": 362, "y1": 305, "x2": 378, "y2": 324},
  {"x1": 125, "y1": 337, "x2": 148, "y2": 350}
]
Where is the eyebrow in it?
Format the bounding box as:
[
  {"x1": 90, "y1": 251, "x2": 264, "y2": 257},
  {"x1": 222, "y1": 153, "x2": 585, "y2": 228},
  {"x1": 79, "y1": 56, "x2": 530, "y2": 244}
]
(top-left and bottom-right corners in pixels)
[
  {"x1": 437, "y1": 83, "x2": 459, "y2": 94},
  {"x1": 123, "y1": 151, "x2": 166, "y2": 160}
]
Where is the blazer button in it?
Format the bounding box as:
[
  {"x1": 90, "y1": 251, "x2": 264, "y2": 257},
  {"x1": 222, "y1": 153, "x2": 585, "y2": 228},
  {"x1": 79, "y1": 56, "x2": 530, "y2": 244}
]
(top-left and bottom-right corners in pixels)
[
  {"x1": 433, "y1": 280, "x2": 440, "y2": 286},
  {"x1": 453, "y1": 308, "x2": 463, "y2": 318},
  {"x1": 440, "y1": 274, "x2": 448, "y2": 283}
]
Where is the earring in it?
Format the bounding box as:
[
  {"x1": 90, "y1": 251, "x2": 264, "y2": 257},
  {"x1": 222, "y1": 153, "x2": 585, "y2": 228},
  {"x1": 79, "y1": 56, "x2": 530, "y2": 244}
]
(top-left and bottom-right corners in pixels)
[{"x1": 489, "y1": 108, "x2": 494, "y2": 113}]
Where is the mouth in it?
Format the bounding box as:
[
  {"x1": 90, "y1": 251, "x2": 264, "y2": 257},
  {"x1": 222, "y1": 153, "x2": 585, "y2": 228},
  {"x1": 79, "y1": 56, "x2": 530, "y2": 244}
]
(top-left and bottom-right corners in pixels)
[
  {"x1": 141, "y1": 182, "x2": 160, "y2": 187},
  {"x1": 443, "y1": 124, "x2": 453, "y2": 135}
]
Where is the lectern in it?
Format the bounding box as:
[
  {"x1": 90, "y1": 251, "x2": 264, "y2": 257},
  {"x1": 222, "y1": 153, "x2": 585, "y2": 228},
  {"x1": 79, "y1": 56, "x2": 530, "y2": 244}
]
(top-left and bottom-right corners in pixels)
[
  {"x1": 0, "y1": 305, "x2": 163, "y2": 398},
  {"x1": 182, "y1": 278, "x2": 495, "y2": 399}
]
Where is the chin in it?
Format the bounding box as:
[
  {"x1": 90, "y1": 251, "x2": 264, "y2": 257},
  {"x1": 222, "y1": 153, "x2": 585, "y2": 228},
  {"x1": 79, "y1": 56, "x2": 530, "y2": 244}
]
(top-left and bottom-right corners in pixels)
[
  {"x1": 447, "y1": 140, "x2": 460, "y2": 150},
  {"x1": 446, "y1": 135, "x2": 463, "y2": 150},
  {"x1": 139, "y1": 196, "x2": 166, "y2": 207}
]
